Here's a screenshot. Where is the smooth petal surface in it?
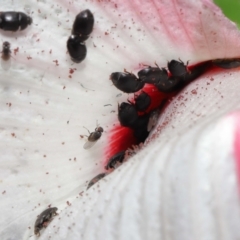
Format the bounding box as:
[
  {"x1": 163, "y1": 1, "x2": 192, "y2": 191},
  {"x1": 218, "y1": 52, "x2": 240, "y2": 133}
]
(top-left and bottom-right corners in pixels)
[{"x1": 0, "y1": 0, "x2": 240, "y2": 239}]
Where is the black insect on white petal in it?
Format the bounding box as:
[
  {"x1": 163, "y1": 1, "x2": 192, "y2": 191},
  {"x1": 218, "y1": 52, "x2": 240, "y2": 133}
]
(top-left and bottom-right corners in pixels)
[
  {"x1": 118, "y1": 102, "x2": 139, "y2": 128},
  {"x1": 72, "y1": 9, "x2": 94, "y2": 41},
  {"x1": 87, "y1": 173, "x2": 107, "y2": 189},
  {"x1": 105, "y1": 151, "x2": 126, "y2": 170},
  {"x1": 1, "y1": 41, "x2": 11, "y2": 61},
  {"x1": 0, "y1": 11, "x2": 32, "y2": 31},
  {"x1": 34, "y1": 207, "x2": 58, "y2": 236},
  {"x1": 83, "y1": 125, "x2": 103, "y2": 149},
  {"x1": 212, "y1": 58, "x2": 240, "y2": 69}
]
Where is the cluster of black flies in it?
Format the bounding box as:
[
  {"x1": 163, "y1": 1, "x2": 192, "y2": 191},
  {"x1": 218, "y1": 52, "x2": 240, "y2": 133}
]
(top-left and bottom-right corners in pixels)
[
  {"x1": 85, "y1": 60, "x2": 209, "y2": 190},
  {"x1": 2, "y1": 8, "x2": 240, "y2": 237},
  {"x1": 85, "y1": 56, "x2": 240, "y2": 190}
]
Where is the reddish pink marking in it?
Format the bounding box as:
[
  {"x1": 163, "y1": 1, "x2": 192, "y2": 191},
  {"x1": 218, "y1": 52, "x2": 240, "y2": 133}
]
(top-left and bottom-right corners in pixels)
[
  {"x1": 234, "y1": 112, "x2": 240, "y2": 191},
  {"x1": 141, "y1": 84, "x2": 170, "y2": 112},
  {"x1": 104, "y1": 125, "x2": 136, "y2": 166},
  {"x1": 104, "y1": 84, "x2": 171, "y2": 167},
  {"x1": 13, "y1": 47, "x2": 19, "y2": 55}
]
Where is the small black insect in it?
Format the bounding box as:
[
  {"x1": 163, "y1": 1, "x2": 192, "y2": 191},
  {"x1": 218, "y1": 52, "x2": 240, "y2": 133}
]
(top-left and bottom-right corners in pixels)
[
  {"x1": 154, "y1": 75, "x2": 181, "y2": 93},
  {"x1": 34, "y1": 207, "x2": 58, "y2": 236},
  {"x1": 105, "y1": 151, "x2": 126, "y2": 170},
  {"x1": 1, "y1": 41, "x2": 11, "y2": 61},
  {"x1": 168, "y1": 59, "x2": 190, "y2": 78},
  {"x1": 133, "y1": 91, "x2": 151, "y2": 112},
  {"x1": 0, "y1": 11, "x2": 32, "y2": 31},
  {"x1": 72, "y1": 9, "x2": 94, "y2": 41},
  {"x1": 83, "y1": 125, "x2": 103, "y2": 149},
  {"x1": 67, "y1": 35, "x2": 87, "y2": 63},
  {"x1": 87, "y1": 173, "x2": 106, "y2": 189},
  {"x1": 132, "y1": 114, "x2": 150, "y2": 143},
  {"x1": 212, "y1": 58, "x2": 240, "y2": 69},
  {"x1": 183, "y1": 61, "x2": 211, "y2": 83},
  {"x1": 138, "y1": 65, "x2": 168, "y2": 84},
  {"x1": 167, "y1": 60, "x2": 211, "y2": 85},
  {"x1": 118, "y1": 102, "x2": 138, "y2": 128},
  {"x1": 110, "y1": 70, "x2": 145, "y2": 93}
]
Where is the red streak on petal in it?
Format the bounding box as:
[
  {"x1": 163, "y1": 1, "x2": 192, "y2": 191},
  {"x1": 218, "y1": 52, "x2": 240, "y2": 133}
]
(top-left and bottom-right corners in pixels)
[
  {"x1": 104, "y1": 125, "x2": 137, "y2": 166},
  {"x1": 141, "y1": 84, "x2": 171, "y2": 112}
]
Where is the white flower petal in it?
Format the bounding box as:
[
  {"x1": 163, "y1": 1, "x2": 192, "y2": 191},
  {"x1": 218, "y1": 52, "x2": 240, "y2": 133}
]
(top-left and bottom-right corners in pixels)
[{"x1": 0, "y1": 0, "x2": 240, "y2": 239}]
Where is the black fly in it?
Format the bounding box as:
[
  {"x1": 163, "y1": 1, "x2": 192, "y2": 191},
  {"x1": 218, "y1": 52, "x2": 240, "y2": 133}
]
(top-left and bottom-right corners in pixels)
[
  {"x1": 83, "y1": 125, "x2": 103, "y2": 149},
  {"x1": 105, "y1": 151, "x2": 126, "y2": 170},
  {"x1": 1, "y1": 41, "x2": 11, "y2": 61},
  {"x1": 87, "y1": 173, "x2": 107, "y2": 189},
  {"x1": 34, "y1": 207, "x2": 58, "y2": 236}
]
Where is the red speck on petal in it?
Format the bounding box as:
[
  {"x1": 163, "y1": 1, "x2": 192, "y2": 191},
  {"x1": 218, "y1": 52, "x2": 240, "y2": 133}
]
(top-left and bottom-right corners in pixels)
[
  {"x1": 13, "y1": 47, "x2": 19, "y2": 55},
  {"x1": 69, "y1": 68, "x2": 76, "y2": 74},
  {"x1": 53, "y1": 60, "x2": 59, "y2": 66}
]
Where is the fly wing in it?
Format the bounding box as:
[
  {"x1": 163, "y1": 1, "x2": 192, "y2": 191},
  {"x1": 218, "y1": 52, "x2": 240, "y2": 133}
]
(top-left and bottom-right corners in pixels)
[
  {"x1": 83, "y1": 140, "x2": 97, "y2": 149},
  {"x1": 147, "y1": 110, "x2": 159, "y2": 132}
]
